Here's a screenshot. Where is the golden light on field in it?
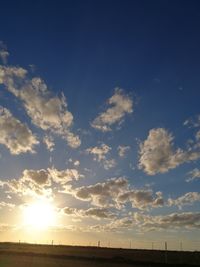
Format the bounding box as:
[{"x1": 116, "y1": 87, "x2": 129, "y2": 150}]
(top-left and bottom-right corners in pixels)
[{"x1": 23, "y1": 200, "x2": 56, "y2": 230}]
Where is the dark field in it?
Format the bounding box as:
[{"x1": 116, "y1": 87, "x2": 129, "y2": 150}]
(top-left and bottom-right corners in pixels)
[{"x1": 0, "y1": 242, "x2": 199, "y2": 267}]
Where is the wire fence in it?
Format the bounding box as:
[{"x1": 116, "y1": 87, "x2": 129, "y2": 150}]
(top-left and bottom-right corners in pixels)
[{"x1": 21, "y1": 239, "x2": 200, "y2": 252}]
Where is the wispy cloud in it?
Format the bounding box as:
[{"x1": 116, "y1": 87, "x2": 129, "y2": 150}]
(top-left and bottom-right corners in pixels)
[
  {"x1": 91, "y1": 88, "x2": 133, "y2": 132},
  {"x1": 168, "y1": 192, "x2": 200, "y2": 209},
  {"x1": 86, "y1": 143, "x2": 116, "y2": 169},
  {"x1": 48, "y1": 167, "x2": 84, "y2": 185},
  {"x1": 186, "y1": 168, "x2": 200, "y2": 182},
  {"x1": 103, "y1": 159, "x2": 117, "y2": 170},
  {"x1": 86, "y1": 143, "x2": 111, "y2": 161},
  {"x1": 0, "y1": 41, "x2": 9, "y2": 64},
  {"x1": 184, "y1": 115, "x2": 200, "y2": 128},
  {"x1": 43, "y1": 135, "x2": 55, "y2": 151},
  {"x1": 118, "y1": 145, "x2": 130, "y2": 157}
]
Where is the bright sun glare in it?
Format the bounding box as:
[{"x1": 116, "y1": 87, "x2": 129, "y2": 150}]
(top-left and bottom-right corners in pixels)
[{"x1": 23, "y1": 201, "x2": 56, "y2": 230}]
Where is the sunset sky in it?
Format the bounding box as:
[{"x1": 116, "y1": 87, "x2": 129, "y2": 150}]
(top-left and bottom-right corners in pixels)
[{"x1": 0, "y1": 0, "x2": 200, "y2": 250}]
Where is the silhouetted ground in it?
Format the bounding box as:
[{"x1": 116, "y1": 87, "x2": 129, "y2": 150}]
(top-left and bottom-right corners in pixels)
[{"x1": 0, "y1": 242, "x2": 199, "y2": 266}]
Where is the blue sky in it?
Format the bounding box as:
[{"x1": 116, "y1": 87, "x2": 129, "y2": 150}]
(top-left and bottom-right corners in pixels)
[{"x1": 0, "y1": 0, "x2": 200, "y2": 250}]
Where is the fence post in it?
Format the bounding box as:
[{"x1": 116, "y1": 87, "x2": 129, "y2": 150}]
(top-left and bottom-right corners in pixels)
[{"x1": 165, "y1": 241, "x2": 168, "y2": 264}]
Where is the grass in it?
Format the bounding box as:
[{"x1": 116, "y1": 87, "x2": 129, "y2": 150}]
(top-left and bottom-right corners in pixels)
[{"x1": 0, "y1": 242, "x2": 199, "y2": 266}]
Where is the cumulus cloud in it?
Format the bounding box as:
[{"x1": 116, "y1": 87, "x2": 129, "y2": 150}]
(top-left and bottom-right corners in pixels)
[
  {"x1": 0, "y1": 167, "x2": 85, "y2": 200},
  {"x1": 0, "y1": 106, "x2": 39, "y2": 154},
  {"x1": 118, "y1": 145, "x2": 130, "y2": 157},
  {"x1": 43, "y1": 135, "x2": 55, "y2": 151},
  {"x1": 91, "y1": 88, "x2": 133, "y2": 132},
  {"x1": 0, "y1": 169, "x2": 52, "y2": 199},
  {"x1": 64, "y1": 177, "x2": 164, "y2": 210},
  {"x1": 168, "y1": 192, "x2": 200, "y2": 209},
  {"x1": 186, "y1": 168, "x2": 200, "y2": 182},
  {"x1": 48, "y1": 167, "x2": 84, "y2": 185},
  {"x1": 34, "y1": 210, "x2": 200, "y2": 233},
  {"x1": 66, "y1": 177, "x2": 128, "y2": 208},
  {"x1": 62, "y1": 206, "x2": 115, "y2": 219},
  {"x1": 0, "y1": 65, "x2": 27, "y2": 85},
  {"x1": 139, "y1": 128, "x2": 200, "y2": 175},
  {"x1": 23, "y1": 169, "x2": 51, "y2": 186},
  {"x1": 140, "y1": 212, "x2": 200, "y2": 231},
  {"x1": 117, "y1": 190, "x2": 164, "y2": 210},
  {"x1": 93, "y1": 212, "x2": 200, "y2": 232},
  {"x1": 0, "y1": 65, "x2": 80, "y2": 148}
]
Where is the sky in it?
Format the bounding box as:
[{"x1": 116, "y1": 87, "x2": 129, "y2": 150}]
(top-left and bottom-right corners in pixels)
[{"x1": 0, "y1": 0, "x2": 200, "y2": 250}]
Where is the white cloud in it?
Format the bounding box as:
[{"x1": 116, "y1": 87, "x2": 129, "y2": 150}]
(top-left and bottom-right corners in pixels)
[
  {"x1": 168, "y1": 192, "x2": 200, "y2": 209},
  {"x1": 0, "y1": 66, "x2": 81, "y2": 148},
  {"x1": 86, "y1": 143, "x2": 111, "y2": 161},
  {"x1": 103, "y1": 159, "x2": 116, "y2": 170},
  {"x1": 0, "y1": 107, "x2": 39, "y2": 154},
  {"x1": 74, "y1": 160, "x2": 80, "y2": 166},
  {"x1": 43, "y1": 135, "x2": 55, "y2": 151},
  {"x1": 186, "y1": 168, "x2": 200, "y2": 182},
  {"x1": 139, "y1": 128, "x2": 200, "y2": 175},
  {"x1": 91, "y1": 88, "x2": 133, "y2": 132},
  {"x1": 184, "y1": 115, "x2": 200, "y2": 128},
  {"x1": 118, "y1": 145, "x2": 130, "y2": 157}
]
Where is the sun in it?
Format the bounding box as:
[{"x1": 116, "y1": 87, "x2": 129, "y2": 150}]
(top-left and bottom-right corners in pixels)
[{"x1": 23, "y1": 200, "x2": 56, "y2": 230}]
